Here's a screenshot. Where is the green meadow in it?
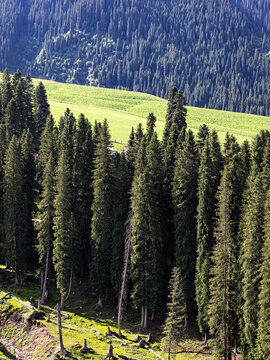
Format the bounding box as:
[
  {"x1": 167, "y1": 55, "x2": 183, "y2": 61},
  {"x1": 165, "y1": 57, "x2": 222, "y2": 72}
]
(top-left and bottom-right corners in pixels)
[{"x1": 32, "y1": 79, "x2": 270, "y2": 148}]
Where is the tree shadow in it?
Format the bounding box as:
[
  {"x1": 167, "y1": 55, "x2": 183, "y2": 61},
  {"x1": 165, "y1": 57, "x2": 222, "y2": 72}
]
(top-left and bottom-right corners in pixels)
[{"x1": 0, "y1": 342, "x2": 17, "y2": 360}]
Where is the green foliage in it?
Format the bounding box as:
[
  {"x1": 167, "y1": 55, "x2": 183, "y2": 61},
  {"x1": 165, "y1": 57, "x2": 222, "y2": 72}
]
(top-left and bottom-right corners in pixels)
[
  {"x1": 91, "y1": 119, "x2": 115, "y2": 301},
  {"x1": 173, "y1": 130, "x2": 199, "y2": 320},
  {"x1": 256, "y1": 189, "x2": 270, "y2": 360},
  {"x1": 162, "y1": 267, "x2": 185, "y2": 360}
]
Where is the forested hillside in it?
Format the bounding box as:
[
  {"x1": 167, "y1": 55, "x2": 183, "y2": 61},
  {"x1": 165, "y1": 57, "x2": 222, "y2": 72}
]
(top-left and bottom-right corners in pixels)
[
  {"x1": 1, "y1": 0, "x2": 270, "y2": 115},
  {"x1": 1, "y1": 70, "x2": 270, "y2": 359}
]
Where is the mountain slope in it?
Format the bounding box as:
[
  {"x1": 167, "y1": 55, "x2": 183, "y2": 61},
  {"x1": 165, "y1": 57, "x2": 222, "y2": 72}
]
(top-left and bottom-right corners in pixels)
[{"x1": 1, "y1": 0, "x2": 270, "y2": 115}]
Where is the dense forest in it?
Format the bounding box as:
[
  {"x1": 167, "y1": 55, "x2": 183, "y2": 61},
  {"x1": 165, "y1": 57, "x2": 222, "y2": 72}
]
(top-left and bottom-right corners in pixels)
[
  {"x1": 1, "y1": 0, "x2": 270, "y2": 115},
  {"x1": 0, "y1": 68, "x2": 270, "y2": 360}
]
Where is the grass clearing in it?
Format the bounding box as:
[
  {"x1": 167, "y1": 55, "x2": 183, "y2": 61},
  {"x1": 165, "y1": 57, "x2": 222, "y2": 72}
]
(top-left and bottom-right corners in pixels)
[
  {"x1": 32, "y1": 79, "x2": 270, "y2": 148},
  {"x1": 0, "y1": 268, "x2": 213, "y2": 360}
]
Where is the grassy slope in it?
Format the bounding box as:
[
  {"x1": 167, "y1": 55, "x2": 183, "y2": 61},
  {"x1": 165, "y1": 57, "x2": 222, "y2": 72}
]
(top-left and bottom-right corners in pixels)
[{"x1": 33, "y1": 79, "x2": 270, "y2": 148}]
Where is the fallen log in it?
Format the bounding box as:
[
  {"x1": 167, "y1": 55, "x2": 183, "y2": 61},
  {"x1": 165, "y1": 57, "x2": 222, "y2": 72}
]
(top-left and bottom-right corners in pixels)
[
  {"x1": 90, "y1": 326, "x2": 102, "y2": 335},
  {"x1": 144, "y1": 346, "x2": 165, "y2": 360},
  {"x1": 0, "y1": 292, "x2": 11, "y2": 300},
  {"x1": 118, "y1": 355, "x2": 142, "y2": 360},
  {"x1": 50, "y1": 320, "x2": 84, "y2": 333}
]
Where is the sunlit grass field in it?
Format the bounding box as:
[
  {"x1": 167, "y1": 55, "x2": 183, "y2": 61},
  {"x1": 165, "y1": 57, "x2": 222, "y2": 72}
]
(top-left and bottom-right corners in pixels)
[{"x1": 32, "y1": 79, "x2": 270, "y2": 148}]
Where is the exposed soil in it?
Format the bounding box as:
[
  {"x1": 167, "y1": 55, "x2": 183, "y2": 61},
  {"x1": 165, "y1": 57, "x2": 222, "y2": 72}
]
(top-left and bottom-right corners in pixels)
[{"x1": 0, "y1": 310, "x2": 57, "y2": 359}]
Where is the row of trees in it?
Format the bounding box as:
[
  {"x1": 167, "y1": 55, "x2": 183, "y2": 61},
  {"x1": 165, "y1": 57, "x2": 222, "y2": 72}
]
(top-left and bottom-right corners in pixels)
[
  {"x1": 0, "y1": 72, "x2": 269, "y2": 359},
  {"x1": 1, "y1": 0, "x2": 270, "y2": 115}
]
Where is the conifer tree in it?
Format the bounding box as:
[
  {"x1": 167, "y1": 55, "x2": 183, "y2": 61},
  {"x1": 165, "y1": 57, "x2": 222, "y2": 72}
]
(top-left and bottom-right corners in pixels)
[
  {"x1": 20, "y1": 130, "x2": 36, "y2": 269},
  {"x1": 195, "y1": 135, "x2": 222, "y2": 343},
  {"x1": 262, "y1": 139, "x2": 270, "y2": 191},
  {"x1": 12, "y1": 70, "x2": 22, "y2": 91},
  {"x1": 256, "y1": 189, "x2": 270, "y2": 360},
  {"x1": 223, "y1": 133, "x2": 240, "y2": 164},
  {"x1": 53, "y1": 149, "x2": 76, "y2": 308},
  {"x1": 1, "y1": 68, "x2": 13, "y2": 115},
  {"x1": 163, "y1": 87, "x2": 187, "y2": 148},
  {"x1": 91, "y1": 119, "x2": 115, "y2": 307},
  {"x1": 3, "y1": 136, "x2": 29, "y2": 285},
  {"x1": 240, "y1": 169, "x2": 265, "y2": 359},
  {"x1": 34, "y1": 82, "x2": 50, "y2": 147},
  {"x1": 146, "y1": 112, "x2": 156, "y2": 142},
  {"x1": 37, "y1": 153, "x2": 56, "y2": 304},
  {"x1": 162, "y1": 267, "x2": 185, "y2": 360},
  {"x1": 252, "y1": 130, "x2": 270, "y2": 172},
  {"x1": 73, "y1": 114, "x2": 94, "y2": 278},
  {"x1": 111, "y1": 153, "x2": 130, "y2": 296},
  {"x1": 0, "y1": 125, "x2": 6, "y2": 262},
  {"x1": 208, "y1": 164, "x2": 239, "y2": 360},
  {"x1": 196, "y1": 124, "x2": 210, "y2": 154},
  {"x1": 172, "y1": 129, "x2": 199, "y2": 326},
  {"x1": 130, "y1": 135, "x2": 166, "y2": 327},
  {"x1": 5, "y1": 98, "x2": 20, "y2": 140}
]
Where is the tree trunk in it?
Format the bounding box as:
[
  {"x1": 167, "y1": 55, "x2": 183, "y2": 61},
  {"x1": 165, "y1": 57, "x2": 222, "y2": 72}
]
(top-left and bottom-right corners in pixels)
[
  {"x1": 184, "y1": 312, "x2": 188, "y2": 328},
  {"x1": 57, "y1": 303, "x2": 66, "y2": 356},
  {"x1": 60, "y1": 293, "x2": 65, "y2": 309},
  {"x1": 64, "y1": 269, "x2": 73, "y2": 302},
  {"x1": 204, "y1": 330, "x2": 208, "y2": 346},
  {"x1": 140, "y1": 306, "x2": 145, "y2": 327},
  {"x1": 41, "y1": 246, "x2": 50, "y2": 304},
  {"x1": 144, "y1": 306, "x2": 148, "y2": 328}
]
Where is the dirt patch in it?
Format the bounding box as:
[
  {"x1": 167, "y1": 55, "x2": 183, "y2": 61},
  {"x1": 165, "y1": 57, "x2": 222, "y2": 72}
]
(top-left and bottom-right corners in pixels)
[{"x1": 0, "y1": 309, "x2": 57, "y2": 359}]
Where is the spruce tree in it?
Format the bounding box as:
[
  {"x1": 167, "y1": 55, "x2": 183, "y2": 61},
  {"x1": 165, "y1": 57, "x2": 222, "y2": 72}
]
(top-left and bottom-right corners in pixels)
[
  {"x1": 53, "y1": 149, "x2": 76, "y2": 308},
  {"x1": 91, "y1": 119, "x2": 115, "y2": 307},
  {"x1": 195, "y1": 135, "x2": 222, "y2": 343},
  {"x1": 262, "y1": 139, "x2": 270, "y2": 191},
  {"x1": 34, "y1": 82, "x2": 50, "y2": 147},
  {"x1": 1, "y1": 68, "x2": 13, "y2": 115},
  {"x1": 208, "y1": 164, "x2": 239, "y2": 360},
  {"x1": 146, "y1": 112, "x2": 156, "y2": 142},
  {"x1": 196, "y1": 124, "x2": 210, "y2": 154},
  {"x1": 172, "y1": 129, "x2": 199, "y2": 326},
  {"x1": 0, "y1": 125, "x2": 6, "y2": 262},
  {"x1": 3, "y1": 136, "x2": 29, "y2": 285},
  {"x1": 240, "y1": 169, "x2": 266, "y2": 359},
  {"x1": 73, "y1": 114, "x2": 94, "y2": 278},
  {"x1": 162, "y1": 267, "x2": 185, "y2": 360},
  {"x1": 5, "y1": 98, "x2": 20, "y2": 140},
  {"x1": 36, "y1": 153, "x2": 56, "y2": 304},
  {"x1": 256, "y1": 189, "x2": 270, "y2": 360}
]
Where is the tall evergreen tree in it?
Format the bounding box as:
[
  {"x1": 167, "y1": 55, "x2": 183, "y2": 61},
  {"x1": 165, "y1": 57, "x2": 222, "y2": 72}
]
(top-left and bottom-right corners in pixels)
[
  {"x1": 240, "y1": 169, "x2": 266, "y2": 359},
  {"x1": 91, "y1": 119, "x2": 115, "y2": 307},
  {"x1": 0, "y1": 125, "x2": 6, "y2": 262},
  {"x1": 146, "y1": 112, "x2": 156, "y2": 142},
  {"x1": 73, "y1": 114, "x2": 94, "y2": 278},
  {"x1": 195, "y1": 134, "x2": 222, "y2": 343},
  {"x1": 1, "y1": 68, "x2": 13, "y2": 115},
  {"x1": 36, "y1": 153, "x2": 56, "y2": 304},
  {"x1": 5, "y1": 98, "x2": 20, "y2": 140},
  {"x1": 34, "y1": 82, "x2": 50, "y2": 147},
  {"x1": 256, "y1": 189, "x2": 270, "y2": 360},
  {"x1": 53, "y1": 149, "x2": 76, "y2": 308},
  {"x1": 208, "y1": 163, "x2": 239, "y2": 360},
  {"x1": 172, "y1": 129, "x2": 199, "y2": 326},
  {"x1": 163, "y1": 87, "x2": 187, "y2": 148},
  {"x1": 162, "y1": 267, "x2": 185, "y2": 360},
  {"x1": 3, "y1": 136, "x2": 29, "y2": 285}
]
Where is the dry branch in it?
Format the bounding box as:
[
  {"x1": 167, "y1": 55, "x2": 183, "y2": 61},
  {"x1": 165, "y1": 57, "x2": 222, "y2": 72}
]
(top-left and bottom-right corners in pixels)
[{"x1": 118, "y1": 355, "x2": 142, "y2": 360}]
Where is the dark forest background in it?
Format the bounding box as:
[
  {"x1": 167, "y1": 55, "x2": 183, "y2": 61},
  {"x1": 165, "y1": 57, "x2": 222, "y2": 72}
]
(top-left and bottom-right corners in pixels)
[{"x1": 1, "y1": 0, "x2": 270, "y2": 115}]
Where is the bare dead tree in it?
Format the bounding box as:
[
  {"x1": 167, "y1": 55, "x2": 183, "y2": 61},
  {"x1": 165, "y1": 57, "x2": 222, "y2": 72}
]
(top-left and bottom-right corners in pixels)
[{"x1": 117, "y1": 209, "x2": 133, "y2": 337}]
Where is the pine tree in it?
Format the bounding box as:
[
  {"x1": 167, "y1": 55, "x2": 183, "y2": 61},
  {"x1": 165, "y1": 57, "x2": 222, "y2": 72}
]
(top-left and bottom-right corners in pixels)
[
  {"x1": 240, "y1": 169, "x2": 265, "y2": 359},
  {"x1": 256, "y1": 189, "x2": 270, "y2": 360},
  {"x1": 3, "y1": 136, "x2": 29, "y2": 285},
  {"x1": 208, "y1": 164, "x2": 239, "y2": 360},
  {"x1": 36, "y1": 153, "x2": 56, "y2": 304},
  {"x1": 111, "y1": 153, "x2": 130, "y2": 296},
  {"x1": 163, "y1": 87, "x2": 187, "y2": 148},
  {"x1": 0, "y1": 125, "x2": 6, "y2": 262},
  {"x1": 252, "y1": 130, "x2": 270, "y2": 172},
  {"x1": 146, "y1": 112, "x2": 156, "y2": 142},
  {"x1": 20, "y1": 130, "x2": 36, "y2": 270},
  {"x1": 53, "y1": 149, "x2": 76, "y2": 308},
  {"x1": 73, "y1": 114, "x2": 94, "y2": 278},
  {"x1": 172, "y1": 129, "x2": 199, "y2": 326},
  {"x1": 91, "y1": 119, "x2": 115, "y2": 307},
  {"x1": 5, "y1": 98, "x2": 20, "y2": 140},
  {"x1": 262, "y1": 139, "x2": 270, "y2": 191},
  {"x1": 1, "y1": 68, "x2": 13, "y2": 115},
  {"x1": 162, "y1": 267, "x2": 185, "y2": 360},
  {"x1": 34, "y1": 82, "x2": 50, "y2": 147},
  {"x1": 196, "y1": 124, "x2": 210, "y2": 154},
  {"x1": 195, "y1": 135, "x2": 222, "y2": 343}
]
